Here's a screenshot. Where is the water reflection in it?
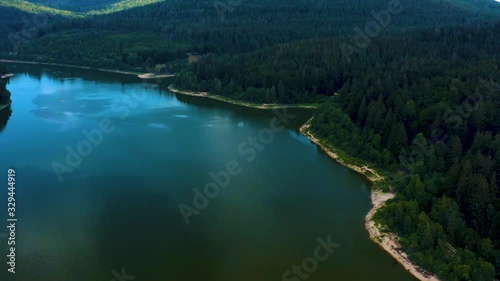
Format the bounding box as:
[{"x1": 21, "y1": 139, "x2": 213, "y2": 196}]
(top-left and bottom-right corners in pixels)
[
  {"x1": 0, "y1": 64, "x2": 418, "y2": 281},
  {"x1": 0, "y1": 106, "x2": 12, "y2": 133},
  {"x1": 0, "y1": 71, "x2": 12, "y2": 133},
  {"x1": 29, "y1": 84, "x2": 111, "y2": 131}
]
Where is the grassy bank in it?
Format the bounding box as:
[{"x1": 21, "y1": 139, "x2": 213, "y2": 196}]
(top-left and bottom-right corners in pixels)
[{"x1": 167, "y1": 85, "x2": 319, "y2": 110}]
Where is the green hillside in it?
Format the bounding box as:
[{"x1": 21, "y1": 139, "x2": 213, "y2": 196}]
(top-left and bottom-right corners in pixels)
[
  {"x1": 3, "y1": 0, "x2": 500, "y2": 68},
  {"x1": 171, "y1": 21, "x2": 500, "y2": 280},
  {"x1": 0, "y1": 0, "x2": 164, "y2": 16},
  {"x1": 0, "y1": 0, "x2": 79, "y2": 17},
  {"x1": 27, "y1": 0, "x2": 124, "y2": 12}
]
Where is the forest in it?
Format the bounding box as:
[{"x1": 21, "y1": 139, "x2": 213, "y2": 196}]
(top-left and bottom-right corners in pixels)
[
  {"x1": 2, "y1": 0, "x2": 500, "y2": 70},
  {"x1": 172, "y1": 21, "x2": 500, "y2": 280},
  {"x1": 1, "y1": 0, "x2": 500, "y2": 280},
  {"x1": 0, "y1": 0, "x2": 164, "y2": 15}
]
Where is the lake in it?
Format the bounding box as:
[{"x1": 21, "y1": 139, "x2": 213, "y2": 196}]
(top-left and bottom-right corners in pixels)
[{"x1": 0, "y1": 64, "x2": 416, "y2": 281}]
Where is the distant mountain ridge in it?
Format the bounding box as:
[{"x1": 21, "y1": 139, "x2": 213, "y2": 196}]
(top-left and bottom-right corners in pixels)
[
  {"x1": 2, "y1": 0, "x2": 500, "y2": 68},
  {"x1": 0, "y1": 0, "x2": 164, "y2": 15},
  {"x1": 27, "y1": 0, "x2": 123, "y2": 12}
]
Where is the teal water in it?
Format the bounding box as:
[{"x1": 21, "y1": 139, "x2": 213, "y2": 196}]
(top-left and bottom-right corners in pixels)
[{"x1": 0, "y1": 64, "x2": 416, "y2": 281}]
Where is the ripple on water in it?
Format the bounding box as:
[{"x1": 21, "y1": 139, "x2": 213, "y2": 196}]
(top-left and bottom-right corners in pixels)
[{"x1": 148, "y1": 123, "x2": 171, "y2": 130}]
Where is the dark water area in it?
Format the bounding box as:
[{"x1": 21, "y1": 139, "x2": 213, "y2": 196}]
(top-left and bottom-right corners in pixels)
[{"x1": 0, "y1": 64, "x2": 416, "y2": 281}]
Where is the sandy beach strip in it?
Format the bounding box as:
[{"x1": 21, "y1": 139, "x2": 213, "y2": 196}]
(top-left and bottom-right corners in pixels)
[
  {"x1": 167, "y1": 85, "x2": 317, "y2": 109},
  {"x1": 299, "y1": 118, "x2": 440, "y2": 281},
  {"x1": 138, "y1": 73, "x2": 175, "y2": 79}
]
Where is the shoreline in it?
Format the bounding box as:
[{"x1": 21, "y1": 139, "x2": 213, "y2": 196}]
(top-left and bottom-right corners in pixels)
[
  {"x1": 0, "y1": 59, "x2": 174, "y2": 79},
  {"x1": 167, "y1": 85, "x2": 318, "y2": 109},
  {"x1": 0, "y1": 100, "x2": 12, "y2": 112},
  {"x1": 0, "y1": 60, "x2": 440, "y2": 280},
  {"x1": 138, "y1": 73, "x2": 175, "y2": 79},
  {"x1": 299, "y1": 118, "x2": 440, "y2": 281}
]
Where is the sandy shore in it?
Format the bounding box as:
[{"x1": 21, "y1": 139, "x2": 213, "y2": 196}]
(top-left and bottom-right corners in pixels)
[
  {"x1": 138, "y1": 73, "x2": 175, "y2": 79},
  {"x1": 366, "y1": 192, "x2": 440, "y2": 281},
  {"x1": 300, "y1": 118, "x2": 440, "y2": 281},
  {"x1": 299, "y1": 118, "x2": 383, "y2": 182},
  {"x1": 167, "y1": 85, "x2": 317, "y2": 109}
]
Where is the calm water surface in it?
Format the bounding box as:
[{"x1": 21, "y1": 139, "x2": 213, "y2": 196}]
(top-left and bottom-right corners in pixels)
[{"x1": 0, "y1": 64, "x2": 416, "y2": 281}]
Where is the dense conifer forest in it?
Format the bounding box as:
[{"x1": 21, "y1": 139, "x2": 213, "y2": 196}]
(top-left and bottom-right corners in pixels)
[
  {"x1": 1, "y1": 0, "x2": 500, "y2": 279},
  {"x1": 2, "y1": 0, "x2": 500, "y2": 69},
  {"x1": 172, "y1": 22, "x2": 500, "y2": 281},
  {"x1": 174, "y1": 23, "x2": 500, "y2": 279}
]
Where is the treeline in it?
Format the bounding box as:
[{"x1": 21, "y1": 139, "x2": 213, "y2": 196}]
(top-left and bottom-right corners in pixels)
[
  {"x1": 26, "y1": 0, "x2": 122, "y2": 12},
  {"x1": 0, "y1": 0, "x2": 78, "y2": 16},
  {"x1": 13, "y1": 30, "x2": 190, "y2": 72},
  {"x1": 0, "y1": 0, "x2": 163, "y2": 15},
  {"x1": 27, "y1": 0, "x2": 162, "y2": 13},
  {"x1": 0, "y1": 5, "x2": 69, "y2": 57},
  {"x1": 173, "y1": 22, "x2": 500, "y2": 280},
  {"x1": 172, "y1": 38, "x2": 350, "y2": 104}
]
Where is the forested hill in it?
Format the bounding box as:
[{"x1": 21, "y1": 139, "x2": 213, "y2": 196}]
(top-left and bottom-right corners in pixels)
[
  {"x1": 26, "y1": 0, "x2": 145, "y2": 12},
  {"x1": 0, "y1": 0, "x2": 164, "y2": 14},
  {"x1": 2, "y1": 0, "x2": 500, "y2": 69},
  {"x1": 172, "y1": 21, "x2": 500, "y2": 279},
  {"x1": 0, "y1": 0, "x2": 164, "y2": 55},
  {"x1": 172, "y1": 21, "x2": 500, "y2": 103}
]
